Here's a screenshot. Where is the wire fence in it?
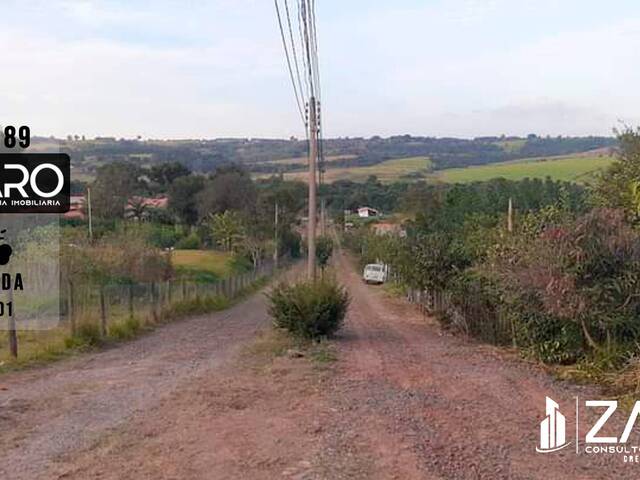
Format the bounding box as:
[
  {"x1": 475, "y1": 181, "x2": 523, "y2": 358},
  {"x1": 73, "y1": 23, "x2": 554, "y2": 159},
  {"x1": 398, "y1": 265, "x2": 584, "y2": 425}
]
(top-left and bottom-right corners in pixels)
[
  {"x1": 404, "y1": 285, "x2": 516, "y2": 347},
  {"x1": 61, "y1": 262, "x2": 277, "y2": 337}
]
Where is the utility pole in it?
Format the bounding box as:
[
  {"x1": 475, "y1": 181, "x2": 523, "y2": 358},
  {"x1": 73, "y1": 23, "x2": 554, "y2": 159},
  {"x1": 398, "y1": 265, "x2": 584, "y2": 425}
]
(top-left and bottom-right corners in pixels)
[
  {"x1": 274, "y1": 201, "x2": 279, "y2": 270},
  {"x1": 507, "y1": 197, "x2": 514, "y2": 233},
  {"x1": 307, "y1": 96, "x2": 318, "y2": 280},
  {"x1": 87, "y1": 187, "x2": 93, "y2": 242}
]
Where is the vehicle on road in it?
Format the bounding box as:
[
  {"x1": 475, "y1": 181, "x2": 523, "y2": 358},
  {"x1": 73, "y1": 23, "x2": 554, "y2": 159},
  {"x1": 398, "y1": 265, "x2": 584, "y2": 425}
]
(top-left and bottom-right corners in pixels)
[{"x1": 363, "y1": 263, "x2": 387, "y2": 284}]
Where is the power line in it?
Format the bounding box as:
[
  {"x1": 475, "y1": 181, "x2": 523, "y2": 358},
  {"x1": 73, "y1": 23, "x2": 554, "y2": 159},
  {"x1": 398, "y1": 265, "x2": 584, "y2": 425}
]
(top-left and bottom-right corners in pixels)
[
  {"x1": 309, "y1": 0, "x2": 322, "y2": 103},
  {"x1": 297, "y1": 0, "x2": 311, "y2": 101},
  {"x1": 306, "y1": 0, "x2": 324, "y2": 187},
  {"x1": 284, "y1": 0, "x2": 307, "y2": 105},
  {"x1": 274, "y1": 0, "x2": 305, "y2": 125},
  {"x1": 300, "y1": 0, "x2": 316, "y2": 99}
]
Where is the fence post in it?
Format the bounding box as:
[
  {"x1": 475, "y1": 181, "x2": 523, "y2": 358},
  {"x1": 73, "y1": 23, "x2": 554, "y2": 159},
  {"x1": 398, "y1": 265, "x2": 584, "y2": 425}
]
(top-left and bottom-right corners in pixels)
[
  {"x1": 68, "y1": 280, "x2": 76, "y2": 336},
  {"x1": 7, "y1": 286, "x2": 17, "y2": 358},
  {"x1": 100, "y1": 285, "x2": 107, "y2": 336},
  {"x1": 128, "y1": 284, "x2": 134, "y2": 319},
  {"x1": 151, "y1": 282, "x2": 158, "y2": 322}
]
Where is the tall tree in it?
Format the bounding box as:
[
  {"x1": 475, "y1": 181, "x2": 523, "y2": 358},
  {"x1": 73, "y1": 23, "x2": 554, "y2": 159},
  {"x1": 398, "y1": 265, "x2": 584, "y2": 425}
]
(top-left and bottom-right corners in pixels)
[
  {"x1": 594, "y1": 127, "x2": 640, "y2": 222},
  {"x1": 149, "y1": 162, "x2": 191, "y2": 189},
  {"x1": 91, "y1": 162, "x2": 142, "y2": 220},
  {"x1": 168, "y1": 175, "x2": 206, "y2": 225},
  {"x1": 196, "y1": 167, "x2": 257, "y2": 218}
]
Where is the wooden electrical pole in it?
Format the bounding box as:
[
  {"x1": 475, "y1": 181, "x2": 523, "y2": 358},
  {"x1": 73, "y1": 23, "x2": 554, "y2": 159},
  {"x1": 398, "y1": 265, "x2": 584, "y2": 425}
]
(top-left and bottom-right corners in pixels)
[
  {"x1": 307, "y1": 97, "x2": 318, "y2": 280},
  {"x1": 507, "y1": 197, "x2": 514, "y2": 233}
]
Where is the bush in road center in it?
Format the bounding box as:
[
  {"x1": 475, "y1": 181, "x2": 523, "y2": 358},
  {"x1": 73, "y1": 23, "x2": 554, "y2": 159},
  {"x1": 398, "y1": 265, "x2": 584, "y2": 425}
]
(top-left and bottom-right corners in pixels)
[{"x1": 267, "y1": 278, "x2": 350, "y2": 340}]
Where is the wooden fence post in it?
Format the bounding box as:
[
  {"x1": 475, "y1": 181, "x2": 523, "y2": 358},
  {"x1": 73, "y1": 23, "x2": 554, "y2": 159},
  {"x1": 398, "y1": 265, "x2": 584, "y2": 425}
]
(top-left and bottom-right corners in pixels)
[
  {"x1": 68, "y1": 280, "x2": 76, "y2": 336},
  {"x1": 128, "y1": 284, "x2": 134, "y2": 319},
  {"x1": 8, "y1": 287, "x2": 17, "y2": 358},
  {"x1": 151, "y1": 282, "x2": 158, "y2": 323},
  {"x1": 100, "y1": 285, "x2": 107, "y2": 336}
]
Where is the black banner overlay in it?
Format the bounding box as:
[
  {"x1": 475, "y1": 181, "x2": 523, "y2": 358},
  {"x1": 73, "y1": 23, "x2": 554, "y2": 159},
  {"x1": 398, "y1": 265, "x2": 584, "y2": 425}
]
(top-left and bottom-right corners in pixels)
[{"x1": 0, "y1": 153, "x2": 70, "y2": 213}]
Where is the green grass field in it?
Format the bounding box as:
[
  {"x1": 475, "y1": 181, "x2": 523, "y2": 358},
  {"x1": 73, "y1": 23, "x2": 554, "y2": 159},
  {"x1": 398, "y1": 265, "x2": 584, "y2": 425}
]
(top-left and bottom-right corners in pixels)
[
  {"x1": 275, "y1": 153, "x2": 613, "y2": 184},
  {"x1": 172, "y1": 250, "x2": 234, "y2": 282},
  {"x1": 281, "y1": 156, "x2": 433, "y2": 183},
  {"x1": 434, "y1": 154, "x2": 614, "y2": 184}
]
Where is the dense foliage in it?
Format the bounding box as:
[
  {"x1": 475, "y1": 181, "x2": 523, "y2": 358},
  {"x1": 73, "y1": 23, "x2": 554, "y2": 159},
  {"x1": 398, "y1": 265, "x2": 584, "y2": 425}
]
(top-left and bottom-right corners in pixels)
[{"x1": 348, "y1": 129, "x2": 640, "y2": 367}]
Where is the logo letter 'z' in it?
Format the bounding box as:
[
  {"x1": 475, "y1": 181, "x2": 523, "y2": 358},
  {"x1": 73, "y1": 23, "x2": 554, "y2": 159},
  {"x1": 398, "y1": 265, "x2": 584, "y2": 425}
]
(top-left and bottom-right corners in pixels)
[
  {"x1": 620, "y1": 401, "x2": 640, "y2": 443},
  {"x1": 586, "y1": 400, "x2": 618, "y2": 444}
]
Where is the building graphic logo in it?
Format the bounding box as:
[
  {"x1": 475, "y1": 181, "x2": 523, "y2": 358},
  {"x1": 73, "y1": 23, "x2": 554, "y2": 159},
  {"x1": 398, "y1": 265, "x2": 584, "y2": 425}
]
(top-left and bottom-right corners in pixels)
[{"x1": 537, "y1": 396, "x2": 570, "y2": 453}]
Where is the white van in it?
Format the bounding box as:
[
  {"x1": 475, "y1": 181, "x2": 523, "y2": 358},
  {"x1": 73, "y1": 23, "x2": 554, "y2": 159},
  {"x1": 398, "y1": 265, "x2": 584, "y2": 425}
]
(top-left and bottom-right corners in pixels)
[{"x1": 363, "y1": 263, "x2": 387, "y2": 284}]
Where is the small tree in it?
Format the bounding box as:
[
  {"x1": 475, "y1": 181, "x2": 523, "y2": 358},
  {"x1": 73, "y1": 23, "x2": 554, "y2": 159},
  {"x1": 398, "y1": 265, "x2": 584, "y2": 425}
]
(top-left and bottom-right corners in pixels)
[
  {"x1": 207, "y1": 211, "x2": 244, "y2": 251},
  {"x1": 315, "y1": 236, "x2": 334, "y2": 273}
]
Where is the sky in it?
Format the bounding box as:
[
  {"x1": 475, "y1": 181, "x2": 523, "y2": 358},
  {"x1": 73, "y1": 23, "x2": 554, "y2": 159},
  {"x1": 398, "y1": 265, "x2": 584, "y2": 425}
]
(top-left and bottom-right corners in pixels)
[{"x1": 1, "y1": 0, "x2": 640, "y2": 140}]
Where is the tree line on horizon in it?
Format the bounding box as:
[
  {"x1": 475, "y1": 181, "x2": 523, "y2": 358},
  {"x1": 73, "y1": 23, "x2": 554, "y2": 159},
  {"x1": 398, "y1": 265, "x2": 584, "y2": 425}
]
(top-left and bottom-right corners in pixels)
[{"x1": 49, "y1": 133, "x2": 617, "y2": 179}]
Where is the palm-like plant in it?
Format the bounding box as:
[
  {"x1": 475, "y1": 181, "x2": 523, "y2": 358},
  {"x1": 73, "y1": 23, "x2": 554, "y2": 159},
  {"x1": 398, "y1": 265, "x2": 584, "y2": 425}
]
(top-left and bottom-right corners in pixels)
[{"x1": 125, "y1": 197, "x2": 149, "y2": 221}]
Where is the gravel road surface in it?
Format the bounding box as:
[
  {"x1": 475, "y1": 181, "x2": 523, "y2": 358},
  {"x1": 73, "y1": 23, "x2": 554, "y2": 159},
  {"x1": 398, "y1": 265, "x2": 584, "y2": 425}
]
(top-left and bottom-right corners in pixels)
[{"x1": 1, "y1": 255, "x2": 637, "y2": 479}]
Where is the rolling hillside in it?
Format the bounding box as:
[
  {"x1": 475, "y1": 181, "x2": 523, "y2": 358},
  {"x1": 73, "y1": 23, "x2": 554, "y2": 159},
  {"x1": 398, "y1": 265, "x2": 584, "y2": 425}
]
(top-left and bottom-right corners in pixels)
[{"x1": 265, "y1": 152, "x2": 614, "y2": 184}]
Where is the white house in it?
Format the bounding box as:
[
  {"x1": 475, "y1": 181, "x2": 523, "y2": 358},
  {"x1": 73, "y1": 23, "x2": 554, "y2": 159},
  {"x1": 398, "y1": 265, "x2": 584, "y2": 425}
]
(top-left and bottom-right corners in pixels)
[{"x1": 357, "y1": 207, "x2": 379, "y2": 218}]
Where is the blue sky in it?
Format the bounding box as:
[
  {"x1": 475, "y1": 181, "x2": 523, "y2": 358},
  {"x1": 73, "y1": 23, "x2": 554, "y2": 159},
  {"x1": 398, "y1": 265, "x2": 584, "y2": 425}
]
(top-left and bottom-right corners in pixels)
[{"x1": 1, "y1": 0, "x2": 640, "y2": 139}]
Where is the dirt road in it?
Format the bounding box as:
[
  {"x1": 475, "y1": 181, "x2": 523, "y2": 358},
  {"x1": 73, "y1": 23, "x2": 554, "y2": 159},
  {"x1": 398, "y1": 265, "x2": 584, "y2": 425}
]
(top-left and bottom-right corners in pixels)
[{"x1": 2, "y1": 255, "x2": 638, "y2": 479}]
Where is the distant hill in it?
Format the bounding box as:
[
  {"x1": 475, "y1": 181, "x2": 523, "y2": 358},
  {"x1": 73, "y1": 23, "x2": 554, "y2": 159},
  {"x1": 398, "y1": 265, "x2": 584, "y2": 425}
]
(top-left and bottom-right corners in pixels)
[{"x1": 31, "y1": 134, "x2": 617, "y2": 182}]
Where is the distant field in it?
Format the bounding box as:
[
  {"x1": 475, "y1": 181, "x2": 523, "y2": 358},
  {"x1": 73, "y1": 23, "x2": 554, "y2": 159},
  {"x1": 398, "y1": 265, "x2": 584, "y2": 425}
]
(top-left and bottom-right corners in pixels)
[
  {"x1": 272, "y1": 153, "x2": 614, "y2": 185},
  {"x1": 172, "y1": 249, "x2": 233, "y2": 282},
  {"x1": 433, "y1": 154, "x2": 614, "y2": 184},
  {"x1": 280, "y1": 156, "x2": 432, "y2": 183},
  {"x1": 260, "y1": 154, "x2": 357, "y2": 165}
]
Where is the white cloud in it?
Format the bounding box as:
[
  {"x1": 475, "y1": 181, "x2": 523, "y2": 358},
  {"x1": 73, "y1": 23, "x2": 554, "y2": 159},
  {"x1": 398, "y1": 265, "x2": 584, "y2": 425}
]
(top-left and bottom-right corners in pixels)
[{"x1": 1, "y1": 0, "x2": 639, "y2": 138}]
